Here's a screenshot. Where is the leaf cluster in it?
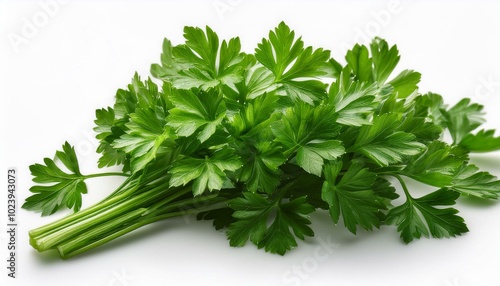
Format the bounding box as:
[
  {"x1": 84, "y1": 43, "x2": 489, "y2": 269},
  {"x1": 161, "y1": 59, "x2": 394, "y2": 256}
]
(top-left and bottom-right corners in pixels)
[{"x1": 24, "y1": 22, "x2": 500, "y2": 255}]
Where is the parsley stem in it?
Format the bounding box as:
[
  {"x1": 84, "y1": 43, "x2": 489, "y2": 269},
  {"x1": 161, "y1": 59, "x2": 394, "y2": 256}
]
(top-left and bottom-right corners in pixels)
[
  {"x1": 57, "y1": 208, "x2": 148, "y2": 258},
  {"x1": 56, "y1": 197, "x2": 228, "y2": 259},
  {"x1": 57, "y1": 199, "x2": 225, "y2": 259},
  {"x1": 31, "y1": 168, "x2": 169, "y2": 240},
  {"x1": 392, "y1": 174, "x2": 413, "y2": 200},
  {"x1": 28, "y1": 175, "x2": 138, "y2": 239},
  {"x1": 84, "y1": 172, "x2": 129, "y2": 179},
  {"x1": 31, "y1": 180, "x2": 174, "y2": 251},
  {"x1": 28, "y1": 165, "x2": 229, "y2": 258}
]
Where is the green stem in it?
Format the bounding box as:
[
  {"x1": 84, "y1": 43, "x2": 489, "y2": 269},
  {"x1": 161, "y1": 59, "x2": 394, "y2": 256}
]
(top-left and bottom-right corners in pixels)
[
  {"x1": 31, "y1": 180, "x2": 173, "y2": 251},
  {"x1": 57, "y1": 208, "x2": 148, "y2": 258},
  {"x1": 28, "y1": 156, "x2": 231, "y2": 259},
  {"x1": 57, "y1": 198, "x2": 228, "y2": 259},
  {"x1": 149, "y1": 193, "x2": 221, "y2": 215},
  {"x1": 29, "y1": 175, "x2": 137, "y2": 239},
  {"x1": 29, "y1": 169, "x2": 171, "y2": 243},
  {"x1": 84, "y1": 172, "x2": 129, "y2": 179},
  {"x1": 392, "y1": 174, "x2": 413, "y2": 200}
]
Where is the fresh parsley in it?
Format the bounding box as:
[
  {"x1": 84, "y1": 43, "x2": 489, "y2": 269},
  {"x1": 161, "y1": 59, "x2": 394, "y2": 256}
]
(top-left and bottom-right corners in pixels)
[{"x1": 24, "y1": 22, "x2": 500, "y2": 259}]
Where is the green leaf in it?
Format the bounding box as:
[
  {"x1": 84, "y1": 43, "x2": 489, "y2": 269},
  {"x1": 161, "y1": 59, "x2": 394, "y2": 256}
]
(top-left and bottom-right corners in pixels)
[
  {"x1": 94, "y1": 107, "x2": 128, "y2": 169},
  {"x1": 113, "y1": 107, "x2": 175, "y2": 173},
  {"x1": 449, "y1": 164, "x2": 500, "y2": 199},
  {"x1": 167, "y1": 88, "x2": 226, "y2": 143},
  {"x1": 169, "y1": 149, "x2": 242, "y2": 196},
  {"x1": 326, "y1": 58, "x2": 343, "y2": 79},
  {"x1": 94, "y1": 107, "x2": 116, "y2": 141},
  {"x1": 386, "y1": 188, "x2": 468, "y2": 243},
  {"x1": 255, "y1": 21, "x2": 330, "y2": 104},
  {"x1": 459, "y1": 129, "x2": 500, "y2": 152},
  {"x1": 346, "y1": 38, "x2": 420, "y2": 100},
  {"x1": 229, "y1": 60, "x2": 278, "y2": 101},
  {"x1": 443, "y1": 98, "x2": 485, "y2": 144},
  {"x1": 238, "y1": 142, "x2": 286, "y2": 194},
  {"x1": 372, "y1": 177, "x2": 399, "y2": 205},
  {"x1": 346, "y1": 44, "x2": 373, "y2": 83},
  {"x1": 114, "y1": 73, "x2": 165, "y2": 118},
  {"x1": 351, "y1": 113, "x2": 425, "y2": 166},
  {"x1": 151, "y1": 26, "x2": 247, "y2": 89},
  {"x1": 227, "y1": 192, "x2": 314, "y2": 255},
  {"x1": 402, "y1": 141, "x2": 468, "y2": 187},
  {"x1": 227, "y1": 192, "x2": 269, "y2": 246},
  {"x1": 226, "y1": 91, "x2": 282, "y2": 138},
  {"x1": 387, "y1": 69, "x2": 421, "y2": 98},
  {"x1": 94, "y1": 75, "x2": 169, "y2": 171},
  {"x1": 271, "y1": 101, "x2": 344, "y2": 175},
  {"x1": 397, "y1": 109, "x2": 442, "y2": 143},
  {"x1": 281, "y1": 80, "x2": 328, "y2": 105},
  {"x1": 96, "y1": 143, "x2": 129, "y2": 171},
  {"x1": 296, "y1": 140, "x2": 344, "y2": 176},
  {"x1": 347, "y1": 37, "x2": 413, "y2": 95},
  {"x1": 272, "y1": 102, "x2": 341, "y2": 152},
  {"x1": 413, "y1": 93, "x2": 448, "y2": 128},
  {"x1": 369, "y1": 37, "x2": 400, "y2": 83},
  {"x1": 258, "y1": 196, "x2": 315, "y2": 254},
  {"x1": 328, "y1": 67, "x2": 377, "y2": 126},
  {"x1": 22, "y1": 142, "x2": 87, "y2": 216},
  {"x1": 321, "y1": 161, "x2": 387, "y2": 233},
  {"x1": 375, "y1": 90, "x2": 404, "y2": 115}
]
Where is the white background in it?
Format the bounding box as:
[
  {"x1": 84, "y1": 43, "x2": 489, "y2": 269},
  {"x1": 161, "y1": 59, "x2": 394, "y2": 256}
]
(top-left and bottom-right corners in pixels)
[{"x1": 1, "y1": 0, "x2": 500, "y2": 285}]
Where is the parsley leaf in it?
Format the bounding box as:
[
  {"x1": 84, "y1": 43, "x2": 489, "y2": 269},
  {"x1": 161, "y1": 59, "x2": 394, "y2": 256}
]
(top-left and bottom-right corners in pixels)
[
  {"x1": 223, "y1": 57, "x2": 279, "y2": 104},
  {"x1": 397, "y1": 109, "x2": 443, "y2": 143},
  {"x1": 296, "y1": 140, "x2": 345, "y2": 177},
  {"x1": 196, "y1": 207, "x2": 235, "y2": 230},
  {"x1": 443, "y1": 98, "x2": 485, "y2": 144},
  {"x1": 387, "y1": 188, "x2": 468, "y2": 243},
  {"x1": 169, "y1": 149, "x2": 241, "y2": 196},
  {"x1": 370, "y1": 37, "x2": 400, "y2": 83},
  {"x1": 237, "y1": 141, "x2": 285, "y2": 194},
  {"x1": 94, "y1": 74, "x2": 171, "y2": 172},
  {"x1": 94, "y1": 107, "x2": 128, "y2": 169},
  {"x1": 167, "y1": 88, "x2": 226, "y2": 143},
  {"x1": 255, "y1": 21, "x2": 330, "y2": 104},
  {"x1": 111, "y1": 77, "x2": 176, "y2": 173},
  {"x1": 271, "y1": 102, "x2": 344, "y2": 175},
  {"x1": 400, "y1": 141, "x2": 500, "y2": 199},
  {"x1": 22, "y1": 142, "x2": 87, "y2": 216},
  {"x1": 346, "y1": 38, "x2": 421, "y2": 98},
  {"x1": 321, "y1": 161, "x2": 387, "y2": 233},
  {"x1": 113, "y1": 107, "x2": 175, "y2": 173},
  {"x1": 346, "y1": 44, "x2": 373, "y2": 83},
  {"x1": 413, "y1": 93, "x2": 448, "y2": 128},
  {"x1": 151, "y1": 26, "x2": 247, "y2": 89},
  {"x1": 387, "y1": 69, "x2": 421, "y2": 98},
  {"x1": 227, "y1": 192, "x2": 314, "y2": 255},
  {"x1": 350, "y1": 113, "x2": 425, "y2": 166},
  {"x1": 401, "y1": 141, "x2": 467, "y2": 186},
  {"x1": 328, "y1": 67, "x2": 377, "y2": 126},
  {"x1": 450, "y1": 164, "x2": 500, "y2": 199},
  {"x1": 459, "y1": 129, "x2": 500, "y2": 152},
  {"x1": 226, "y1": 91, "x2": 282, "y2": 138}
]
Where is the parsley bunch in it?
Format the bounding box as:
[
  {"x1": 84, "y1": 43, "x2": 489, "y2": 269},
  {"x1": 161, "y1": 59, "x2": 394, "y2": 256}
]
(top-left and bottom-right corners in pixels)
[{"x1": 24, "y1": 22, "x2": 500, "y2": 259}]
